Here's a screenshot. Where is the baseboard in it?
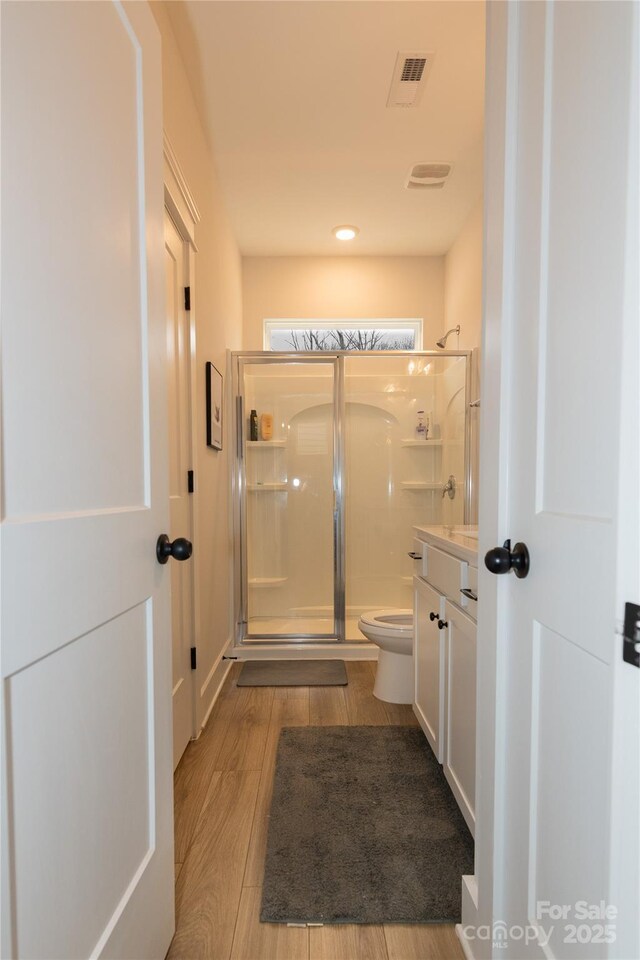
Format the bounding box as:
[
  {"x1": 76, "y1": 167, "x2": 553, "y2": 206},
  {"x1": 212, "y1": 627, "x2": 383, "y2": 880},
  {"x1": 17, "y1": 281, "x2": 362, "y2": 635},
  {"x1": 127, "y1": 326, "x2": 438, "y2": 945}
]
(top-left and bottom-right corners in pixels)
[
  {"x1": 197, "y1": 646, "x2": 233, "y2": 733},
  {"x1": 457, "y1": 874, "x2": 480, "y2": 960},
  {"x1": 227, "y1": 642, "x2": 379, "y2": 661},
  {"x1": 456, "y1": 923, "x2": 477, "y2": 960}
]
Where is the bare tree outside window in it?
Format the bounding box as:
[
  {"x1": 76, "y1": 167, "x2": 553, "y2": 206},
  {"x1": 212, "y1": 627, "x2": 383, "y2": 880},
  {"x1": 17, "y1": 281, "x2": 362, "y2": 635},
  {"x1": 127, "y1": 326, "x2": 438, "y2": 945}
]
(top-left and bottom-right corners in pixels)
[{"x1": 271, "y1": 327, "x2": 417, "y2": 351}]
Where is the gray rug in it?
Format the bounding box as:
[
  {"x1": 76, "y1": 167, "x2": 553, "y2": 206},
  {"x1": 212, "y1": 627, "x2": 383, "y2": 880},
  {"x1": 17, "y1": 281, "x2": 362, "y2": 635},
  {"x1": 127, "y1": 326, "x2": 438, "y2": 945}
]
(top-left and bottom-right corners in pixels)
[
  {"x1": 237, "y1": 660, "x2": 347, "y2": 687},
  {"x1": 261, "y1": 726, "x2": 473, "y2": 924}
]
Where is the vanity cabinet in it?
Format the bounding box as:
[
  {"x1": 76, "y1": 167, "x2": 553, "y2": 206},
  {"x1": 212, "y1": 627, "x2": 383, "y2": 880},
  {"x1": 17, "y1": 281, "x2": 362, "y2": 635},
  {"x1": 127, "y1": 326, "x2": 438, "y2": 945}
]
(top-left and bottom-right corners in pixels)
[{"x1": 412, "y1": 527, "x2": 478, "y2": 836}]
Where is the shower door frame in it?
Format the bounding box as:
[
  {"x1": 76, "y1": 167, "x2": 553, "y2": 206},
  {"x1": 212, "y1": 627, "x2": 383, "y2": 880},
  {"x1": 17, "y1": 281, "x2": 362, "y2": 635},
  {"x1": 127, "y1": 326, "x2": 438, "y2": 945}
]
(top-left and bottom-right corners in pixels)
[
  {"x1": 234, "y1": 353, "x2": 345, "y2": 643},
  {"x1": 232, "y1": 350, "x2": 472, "y2": 646}
]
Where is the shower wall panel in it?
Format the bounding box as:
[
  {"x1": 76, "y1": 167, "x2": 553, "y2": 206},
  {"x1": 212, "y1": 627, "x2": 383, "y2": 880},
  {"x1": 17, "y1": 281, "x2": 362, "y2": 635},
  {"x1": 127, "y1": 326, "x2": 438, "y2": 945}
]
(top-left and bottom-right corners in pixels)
[{"x1": 344, "y1": 355, "x2": 467, "y2": 639}]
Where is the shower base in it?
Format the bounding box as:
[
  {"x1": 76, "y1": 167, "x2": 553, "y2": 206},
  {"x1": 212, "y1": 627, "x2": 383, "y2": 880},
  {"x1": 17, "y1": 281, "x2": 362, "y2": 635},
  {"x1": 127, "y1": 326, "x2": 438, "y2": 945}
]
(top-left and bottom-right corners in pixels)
[{"x1": 244, "y1": 615, "x2": 367, "y2": 642}]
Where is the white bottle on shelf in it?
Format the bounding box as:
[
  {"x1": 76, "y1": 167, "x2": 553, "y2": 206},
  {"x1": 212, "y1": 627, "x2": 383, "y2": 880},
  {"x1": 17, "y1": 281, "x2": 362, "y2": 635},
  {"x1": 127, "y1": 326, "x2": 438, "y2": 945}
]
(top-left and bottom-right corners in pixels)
[{"x1": 416, "y1": 410, "x2": 427, "y2": 440}]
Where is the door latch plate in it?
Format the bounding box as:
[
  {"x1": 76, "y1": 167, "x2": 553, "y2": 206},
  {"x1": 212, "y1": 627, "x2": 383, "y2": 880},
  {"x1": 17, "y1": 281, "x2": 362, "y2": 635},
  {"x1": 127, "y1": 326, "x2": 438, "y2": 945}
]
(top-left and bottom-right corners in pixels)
[{"x1": 623, "y1": 602, "x2": 640, "y2": 668}]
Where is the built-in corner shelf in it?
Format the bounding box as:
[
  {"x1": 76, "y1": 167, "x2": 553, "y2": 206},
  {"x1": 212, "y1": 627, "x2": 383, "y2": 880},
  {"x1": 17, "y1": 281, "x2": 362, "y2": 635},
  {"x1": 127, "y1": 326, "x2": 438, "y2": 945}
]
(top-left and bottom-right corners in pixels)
[
  {"x1": 248, "y1": 577, "x2": 287, "y2": 587},
  {"x1": 400, "y1": 439, "x2": 443, "y2": 447},
  {"x1": 247, "y1": 482, "x2": 288, "y2": 492},
  {"x1": 400, "y1": 481, "x2": 441, "y2": 490},
  {"x1": 246, "y1": 440, "x2": 287, "y2": 447}
]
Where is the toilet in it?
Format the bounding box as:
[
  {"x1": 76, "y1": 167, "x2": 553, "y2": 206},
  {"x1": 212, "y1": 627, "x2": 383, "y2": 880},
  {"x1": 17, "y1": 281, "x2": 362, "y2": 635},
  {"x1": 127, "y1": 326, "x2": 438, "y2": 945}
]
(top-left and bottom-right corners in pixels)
[{"x1": 357, "y1": 609, "x2": 414, "y2": 704}]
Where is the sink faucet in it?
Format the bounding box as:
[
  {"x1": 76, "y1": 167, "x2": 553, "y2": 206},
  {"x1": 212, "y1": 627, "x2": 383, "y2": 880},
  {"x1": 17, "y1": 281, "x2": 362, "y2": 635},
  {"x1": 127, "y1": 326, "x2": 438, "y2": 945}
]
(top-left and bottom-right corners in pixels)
[{"x1": 442, "y1": 474, "x2": 456, "y2": 500}]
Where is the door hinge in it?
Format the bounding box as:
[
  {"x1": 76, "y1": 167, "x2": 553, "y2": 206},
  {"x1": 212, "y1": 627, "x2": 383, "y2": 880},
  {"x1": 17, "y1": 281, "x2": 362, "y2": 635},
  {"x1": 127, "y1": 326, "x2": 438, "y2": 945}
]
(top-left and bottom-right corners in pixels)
[
  {"x1": 184, "y1": 286, "x2": 191, "y2": 311},
  {"x1": 190, "y1": 646, "x2": 197, "y2": 670},
  {"x1": 187, "y1": 469, "x2": 194, "y2": 494},
  {"x1": 623, "y1": 602, "x2": 640, "y2": 668}
]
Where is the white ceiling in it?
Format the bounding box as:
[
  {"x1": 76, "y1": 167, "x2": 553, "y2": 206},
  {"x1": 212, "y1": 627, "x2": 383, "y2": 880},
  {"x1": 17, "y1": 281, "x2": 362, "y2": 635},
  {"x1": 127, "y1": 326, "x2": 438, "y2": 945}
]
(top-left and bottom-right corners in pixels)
[{"x1": 166, "y1": 1, "x2": 485, "y2": 257}]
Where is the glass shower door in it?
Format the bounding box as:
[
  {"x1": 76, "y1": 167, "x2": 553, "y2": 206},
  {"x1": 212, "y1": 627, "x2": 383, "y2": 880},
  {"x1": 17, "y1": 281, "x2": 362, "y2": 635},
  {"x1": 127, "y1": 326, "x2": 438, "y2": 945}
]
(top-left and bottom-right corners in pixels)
[{"x1": 239, "y1": 357, "x2": 340, "y2": 639}]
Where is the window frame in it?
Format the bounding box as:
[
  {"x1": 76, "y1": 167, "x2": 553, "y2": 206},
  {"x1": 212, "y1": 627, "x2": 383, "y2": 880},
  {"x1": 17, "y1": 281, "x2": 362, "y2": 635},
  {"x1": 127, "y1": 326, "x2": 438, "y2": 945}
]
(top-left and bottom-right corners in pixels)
[{"x1": 263, "y1": 318, "x2": 423, "y2": 352}]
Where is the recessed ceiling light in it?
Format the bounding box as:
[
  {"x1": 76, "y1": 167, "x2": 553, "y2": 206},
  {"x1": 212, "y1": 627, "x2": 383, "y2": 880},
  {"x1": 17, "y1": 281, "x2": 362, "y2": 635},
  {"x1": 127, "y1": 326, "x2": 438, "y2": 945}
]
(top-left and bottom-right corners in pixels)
[{"x1": 333, "y1": 225, "x2": 359, "y2": 241}]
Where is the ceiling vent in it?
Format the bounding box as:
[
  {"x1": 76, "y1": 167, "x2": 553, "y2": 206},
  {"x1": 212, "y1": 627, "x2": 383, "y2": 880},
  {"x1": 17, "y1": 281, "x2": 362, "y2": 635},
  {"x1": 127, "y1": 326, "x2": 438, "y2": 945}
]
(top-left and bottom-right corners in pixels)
[
  {"x1": 387, "y1": 51, "x2": 434, "y2": 108},
  {"x1": 405, "y1": 162, "x2": 453, "y2": 190}
]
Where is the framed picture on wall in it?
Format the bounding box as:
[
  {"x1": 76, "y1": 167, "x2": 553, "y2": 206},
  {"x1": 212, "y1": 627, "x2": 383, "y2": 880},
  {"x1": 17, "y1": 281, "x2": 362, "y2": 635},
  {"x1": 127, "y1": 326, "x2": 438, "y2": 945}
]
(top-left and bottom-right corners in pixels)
[{"x1": 206, "y1": 361, "x2": 223, "y2": 450}]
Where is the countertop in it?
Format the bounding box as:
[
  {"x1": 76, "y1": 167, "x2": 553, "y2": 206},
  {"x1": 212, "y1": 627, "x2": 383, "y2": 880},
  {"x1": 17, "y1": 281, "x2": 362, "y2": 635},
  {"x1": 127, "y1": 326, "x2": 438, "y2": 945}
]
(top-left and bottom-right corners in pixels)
[{"x1": 413, "y1": 524, "x2": 479, "y2": 565}]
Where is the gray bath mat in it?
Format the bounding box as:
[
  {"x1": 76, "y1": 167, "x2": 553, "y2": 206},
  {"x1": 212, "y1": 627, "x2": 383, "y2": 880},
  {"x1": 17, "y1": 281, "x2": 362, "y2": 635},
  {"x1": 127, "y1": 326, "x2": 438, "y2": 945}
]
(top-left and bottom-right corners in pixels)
[
  {"x1": 237, "y1": 659, "x2": 347, "y2": 687},
  {"x1": 261, "y1": 726, "x2": 473, "y2": 924}
]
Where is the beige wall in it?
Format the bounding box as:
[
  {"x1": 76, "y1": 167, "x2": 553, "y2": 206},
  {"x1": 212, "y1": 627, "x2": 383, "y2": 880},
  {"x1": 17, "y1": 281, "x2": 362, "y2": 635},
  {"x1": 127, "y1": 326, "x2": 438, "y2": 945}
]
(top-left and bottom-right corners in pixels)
[
  {"x1": 242, "y1": 256, "x2": 445, "y2": 350},
  {"x1": 151, "y1": 3, "x2": 243, "y2": 730},
  {"x1": 443, "y1": 200, "x2": 483, "y2": 350}
]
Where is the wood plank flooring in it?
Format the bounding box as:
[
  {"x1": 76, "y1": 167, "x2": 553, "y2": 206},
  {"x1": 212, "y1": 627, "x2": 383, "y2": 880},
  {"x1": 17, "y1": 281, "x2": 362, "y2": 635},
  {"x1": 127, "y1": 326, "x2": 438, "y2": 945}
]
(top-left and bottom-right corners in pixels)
[{"x1": 168, "y1": 660, "x2": 465, "y2": 960}]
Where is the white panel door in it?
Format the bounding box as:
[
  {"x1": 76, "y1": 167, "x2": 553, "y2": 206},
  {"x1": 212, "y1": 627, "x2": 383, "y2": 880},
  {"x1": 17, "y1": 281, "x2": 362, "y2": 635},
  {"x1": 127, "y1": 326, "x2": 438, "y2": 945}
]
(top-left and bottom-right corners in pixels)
[
  {"x1": 165, "y1": 212, "x2": 195, "y2": 768},
  {"x1": 480, "y1": 2, "x2": 639, "y2": 958},
  {"x1": 1, "y1": 3, "x2": 174, "y2": 958}
]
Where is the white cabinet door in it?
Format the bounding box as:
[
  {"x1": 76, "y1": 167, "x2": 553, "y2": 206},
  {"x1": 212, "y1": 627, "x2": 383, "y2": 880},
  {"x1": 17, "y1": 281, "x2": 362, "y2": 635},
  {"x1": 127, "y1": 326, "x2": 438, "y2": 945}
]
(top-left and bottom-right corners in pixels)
[
  {"x1": 1, "y1": 4, "x2": 174, "y2": 958},
  {"x1": 444, "y1": 600, "x2": 476, "y2": 837},
  {"x1": 413, "y1": 577, "x2": 445, "y2": 761}
]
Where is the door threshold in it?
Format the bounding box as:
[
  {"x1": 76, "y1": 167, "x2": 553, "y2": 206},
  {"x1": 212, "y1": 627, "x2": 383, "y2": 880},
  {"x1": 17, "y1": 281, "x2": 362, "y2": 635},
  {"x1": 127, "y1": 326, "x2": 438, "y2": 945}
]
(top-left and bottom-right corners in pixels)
[{"x1": 228, "y1": 641, "x2": 378, "y2": 661}]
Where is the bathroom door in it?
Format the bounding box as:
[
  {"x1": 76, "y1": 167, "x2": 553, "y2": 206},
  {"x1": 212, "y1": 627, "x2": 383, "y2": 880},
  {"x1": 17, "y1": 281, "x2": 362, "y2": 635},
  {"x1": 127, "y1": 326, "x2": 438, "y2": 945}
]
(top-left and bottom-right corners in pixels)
[
  {"x1": 472, "y1": 3, "x2": 639, "y2": 959},
  {"x1": 1, "y1": 3, "x2": 175, "y2": 958},
  {"x1": 238, "y1": 356, "x2": 342, "y2": 639}
]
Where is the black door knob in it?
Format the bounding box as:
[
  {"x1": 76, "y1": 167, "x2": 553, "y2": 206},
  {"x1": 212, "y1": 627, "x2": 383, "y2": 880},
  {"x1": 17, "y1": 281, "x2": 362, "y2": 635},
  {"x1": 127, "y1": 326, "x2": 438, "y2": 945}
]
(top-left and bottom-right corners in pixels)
[
  {"x1": 429, "y1": 611, "x2": 438, "y2": 622},
  {"x1": 437, "y1": 619, "x2": 448, "y2": 630},
  {"x1": 484, "y1": 539, "x2": 530, "y2": 579},
  {"x1": 156, "y1": 534, "x2": 193, "y2": 565}
]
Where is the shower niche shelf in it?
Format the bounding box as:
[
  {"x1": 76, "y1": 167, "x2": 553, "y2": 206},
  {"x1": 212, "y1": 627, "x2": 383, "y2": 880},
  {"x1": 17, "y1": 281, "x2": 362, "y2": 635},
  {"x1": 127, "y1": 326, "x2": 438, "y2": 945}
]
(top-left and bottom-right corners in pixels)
[
  {"x1": 249, "y1": 577, "x2": 287, "y2": 587},
  {"x1": 400, "y1": 439, "x2": 443, "y2": 446},
  {"x1": 246, "y1": 440, "x2": 287, "y2": 447},
  {"x1": 247, "y1": 482, "x2": 288, "y2": 492}
]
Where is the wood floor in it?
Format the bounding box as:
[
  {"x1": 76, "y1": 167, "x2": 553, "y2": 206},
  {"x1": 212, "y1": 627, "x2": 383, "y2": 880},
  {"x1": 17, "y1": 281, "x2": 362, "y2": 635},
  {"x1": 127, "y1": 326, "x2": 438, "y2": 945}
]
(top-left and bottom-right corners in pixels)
[{"x1": 168, "y1": 660, "x2": 465, "y2": 960}]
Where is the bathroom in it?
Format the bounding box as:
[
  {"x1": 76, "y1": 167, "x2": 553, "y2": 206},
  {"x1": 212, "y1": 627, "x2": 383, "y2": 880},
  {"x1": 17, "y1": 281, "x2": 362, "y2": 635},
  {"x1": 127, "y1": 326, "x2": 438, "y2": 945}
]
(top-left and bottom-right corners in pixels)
[
  {"x1": 160, "y1": 1, "x2": 635, "y2": 954},
  {"x1": 205, "y1": 0, "x2": 484, "y2": 940},
  {"x1": 4, "y1": 1, "x2": 637, "y2": 958}
]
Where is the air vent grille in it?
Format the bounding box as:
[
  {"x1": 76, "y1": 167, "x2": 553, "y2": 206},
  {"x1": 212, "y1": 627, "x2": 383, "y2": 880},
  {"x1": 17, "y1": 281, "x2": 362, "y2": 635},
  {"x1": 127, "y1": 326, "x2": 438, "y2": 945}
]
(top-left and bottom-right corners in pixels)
[
  {"x1": 405, "y1": 162, "x2": 453, "y2": 190},
  {"x1": 411, "y1": 163, "x2": 451, "y2": 180},
  {"x1": 401, "y1": 58, "x2": 427, "y2": 82},
  {"x1": 387, "y1": 50, "x2": 433, "y2": 108}
]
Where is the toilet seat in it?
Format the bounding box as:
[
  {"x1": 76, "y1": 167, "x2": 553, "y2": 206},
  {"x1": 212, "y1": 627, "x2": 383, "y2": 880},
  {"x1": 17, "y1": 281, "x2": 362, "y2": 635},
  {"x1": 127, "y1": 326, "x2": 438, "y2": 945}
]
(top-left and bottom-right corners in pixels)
[
  {"x1": 359, "y1": 609, "x2": 413, "y2": 639},
  {"x1": 357, "y1": 607, "x2": 414, "y2": 704}
]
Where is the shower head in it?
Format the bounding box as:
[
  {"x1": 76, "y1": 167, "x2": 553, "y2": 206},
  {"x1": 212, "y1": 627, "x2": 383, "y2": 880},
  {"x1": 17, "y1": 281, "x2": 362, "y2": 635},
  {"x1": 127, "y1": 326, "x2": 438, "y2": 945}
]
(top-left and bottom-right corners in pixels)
[{"x1": 436, "y1": 325, "x2": 461, "y2": 349}]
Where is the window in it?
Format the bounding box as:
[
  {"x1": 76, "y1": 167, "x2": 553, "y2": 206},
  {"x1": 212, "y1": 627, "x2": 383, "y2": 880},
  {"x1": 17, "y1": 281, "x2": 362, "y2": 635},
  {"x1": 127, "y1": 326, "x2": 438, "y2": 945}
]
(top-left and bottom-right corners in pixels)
[{"x1": 264, "y1": 319, "x2": 423, "y2": 352}]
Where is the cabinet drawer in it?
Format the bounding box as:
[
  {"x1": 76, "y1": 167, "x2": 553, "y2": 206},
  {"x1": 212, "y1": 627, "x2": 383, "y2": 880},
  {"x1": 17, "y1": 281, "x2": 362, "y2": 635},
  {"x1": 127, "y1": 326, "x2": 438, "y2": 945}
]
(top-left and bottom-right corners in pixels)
[
  {"x1": 459, "y1": 565, "x2": 478, "y2": 620},
  {"x1": 424, "y1": 544, "x2": 467, "y2": 601},
  {"x1": 408, "y1": 538, "x2": 426, "y2": 577}
]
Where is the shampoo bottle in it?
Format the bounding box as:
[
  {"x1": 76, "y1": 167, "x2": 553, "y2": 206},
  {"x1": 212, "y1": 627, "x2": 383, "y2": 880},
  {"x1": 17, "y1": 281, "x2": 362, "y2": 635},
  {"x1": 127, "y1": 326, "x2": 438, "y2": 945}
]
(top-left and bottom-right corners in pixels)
[
  {"x1": 260, "y1": 413, "x2": 273, "y2": 441},
  {"x1": 416, "y1": 410, "x2": 427, "y2": 440},
  {"x1": 249, "y1": 409, "x2": 258, "y2": 441}
]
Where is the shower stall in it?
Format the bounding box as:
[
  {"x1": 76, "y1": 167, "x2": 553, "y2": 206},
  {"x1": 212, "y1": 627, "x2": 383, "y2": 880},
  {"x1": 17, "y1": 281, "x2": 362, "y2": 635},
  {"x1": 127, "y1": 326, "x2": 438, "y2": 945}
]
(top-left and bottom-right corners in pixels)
[{"x1": 232, "y1": 352, "x2": 471, "y2": 644}]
